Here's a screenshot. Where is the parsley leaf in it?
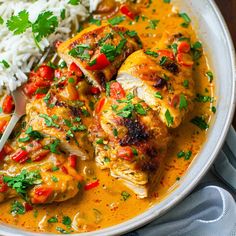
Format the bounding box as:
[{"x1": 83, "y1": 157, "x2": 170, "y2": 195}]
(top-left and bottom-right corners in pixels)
[
  {"x1": 68, "y1": 0, "x2": 81, "y2": 5},
  {"x1": 62, "y1": 216, "x2": 72, "y2": 226},
  {"x1": 11, "y1": 201, "x2": 25, "y2": 215},
  {"x1": 32, "y1": 11, "x2": 58, "y2": 42},
  {"x1": 48, "y1": 216, "x2": 58, "y2": 223},
  {"x1": 121, "y1": 191, "x2": 131, "y2": 201},
  {"x1": 3, "y1": 170, "x2": 42, "y2": 198},
  {"x1": 179, "y1": 94, "x2": 188, "y2": 110},
  {"x1": 7, "y1": 10, "x2": 31, "y2": 35},
  {"x1": 165, "y1": 109, "x2": 174, "y2": 127},
  {"x1": 191, "y1": 116, "x2": 209, "y2": 130},
  {"x1": 108, "y1": 16, "x2": 125, "y2": 26}
]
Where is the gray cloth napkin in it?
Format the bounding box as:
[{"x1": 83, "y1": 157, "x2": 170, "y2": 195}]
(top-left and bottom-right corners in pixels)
[{"x1": 126, "y1": 126, "x2": 236, "y2": 236}]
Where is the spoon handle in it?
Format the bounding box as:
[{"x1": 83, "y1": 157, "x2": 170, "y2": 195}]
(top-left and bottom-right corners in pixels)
[{"x1": 0, "y1": 114, "x2": 21, "y2": 152}]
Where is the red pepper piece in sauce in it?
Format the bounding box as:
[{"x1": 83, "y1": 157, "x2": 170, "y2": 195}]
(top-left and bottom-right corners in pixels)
[
  {"x1": 110, "y1": 82, "x2": 126, "y2": 100},
  {"x1": 32, "y1": 187, "x2": 53, "y2": 204},
  {"x1": 35, "y1": 94, "x2": 46, "y2": 99},
  {"x1": 176, "y1": 53, "x2": 194, "y2": 67},
  {"x1": 68, "y1": 155, "x2": 77, "y2": 169},
  {"x1": 61, "y1": 166, "x2": 69, "y2": 174},
  {"x1": 95, "y1": 98, "x2": 106, "y2": 114},
  {"x1": 36, "y1": 65, "x2": 54, "y2": 81},
  {"x1": 120, "y1": 4, "x2": 135, "y2": 20},
  {"x1": 84, "y1": 180, "x2": 99, "y2": 191},
  {"x1": 90, "y1": 87, "x2": 101, "y2": 95},
  {"x1": 177, "y1": 41, "x2": 191, "y2": 54},
  {"x1": 69, "y1": 62, "x2": 83, "y2": 77},
  {"x1": 86, "y1": 54, "x2": 110, "y2": 71},
  {"x1": 11, "y1": 150, "x2": 29, "y2": 164},
  {"x1": 0, "y1": 177, "x2": 8, "y2": 193},
  {"x1": 117, "y1": 147, "x2": 134, "y2": 161},
  {"x1": 24, "y1": 202, "x2": 33, "y2": 212},
  {"x1": 157, "y1": 50, "x2": 175, "y2": 60},
  {"x1": 2, "y1": 95, "x2": 15, "y2": 114},
  {"x1": 0, "y1": 120, "x2": 7, "y2": 133}
]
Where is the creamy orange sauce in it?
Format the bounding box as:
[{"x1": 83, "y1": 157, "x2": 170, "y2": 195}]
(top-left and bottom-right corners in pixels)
[{"x1": 0, "y1": 0, "x2": 215, "y2": 234}]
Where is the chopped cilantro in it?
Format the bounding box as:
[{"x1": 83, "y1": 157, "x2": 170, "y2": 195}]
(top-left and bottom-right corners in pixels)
[
  {"x1": 183, "y1": 80, "x2": 189, "y2": 88},
  {"x1": 191, "y1": 116, "x2": 209, "y2": 130},
  {"x1": 39, "y1": 114, "x2": 59, "y2": 128},
  {"x1": 160, "y1": 56, "x2": 167, "y2": 66},
  {"x1": 179, "y1": 94, "x2": 188, "y2": 110},
  {"x1": 145, "y1": 50, "x2": 159, "y2": 58},
  {"x1": 155, "y1": 92, "x2": 163, "y2": 99},
  {"x1": 48, "y1": 216, "x2": 58, "y2": 223},
  {"x1": 89, "y1": 17, "x2": 101, "y2": 26},
  {"x1": 206, "y1": 71, "x2": 214, "y2": 83},
  {"x1": 11, "y1": 201, "x2": 25, "y2": 215},
  {"x1": 179, "y1": 13, "x2": 191, "y2": 28},
  {"x1": 62, "y1": 216, "x2": 72, "y2": 226},
  {"x1": 113, "y1": 128, "x2": 118, "y2": 137},
  {"x1": 147, "y1": 19, "x2": 160, "y2": 29},
  {"x1": 108, "y1": 16, "x2": 125, "y2": 26},
  {"x1": 165, "y1": 109, "x2": 174, "y2": 127},
  {"x1": 68, "y1": 0, "x2": 81, "y2": 5},
  {"x1": 121, "y1": 191, "x2": 131, "y2": 201}
]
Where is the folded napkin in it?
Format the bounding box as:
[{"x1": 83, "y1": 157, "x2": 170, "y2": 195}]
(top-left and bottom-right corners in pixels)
[{"x1": 126, "y1": 126, "x2": 236, "y2": 236}]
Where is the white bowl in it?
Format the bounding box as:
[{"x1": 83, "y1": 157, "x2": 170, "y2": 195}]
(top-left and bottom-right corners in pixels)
[{"x1": 0, "y1": 0, "x2": 235, "y2": 235}]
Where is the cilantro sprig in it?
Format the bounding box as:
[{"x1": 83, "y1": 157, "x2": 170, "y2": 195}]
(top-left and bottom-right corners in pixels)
[{"x1": 7, "y1": 10, "x2": 58, "y2": 46}]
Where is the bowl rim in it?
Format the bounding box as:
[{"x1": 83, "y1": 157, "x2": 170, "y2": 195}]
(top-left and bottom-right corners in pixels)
[{"x1": 0, "y1": 1, "x2": 235, "y2": 236}]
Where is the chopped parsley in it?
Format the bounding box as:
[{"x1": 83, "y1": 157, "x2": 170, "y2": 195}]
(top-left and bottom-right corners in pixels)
[
  {"x1": 68, "y1": 0, "x2": 81, "y2": 5},
  {"x1": 179, "y1": 13, "x2": 191, "y2": 28},
  {"x1": 44, "y1": 139, "x2": 61, "y2": 154},
  {"x1": 179, "y1": 94, "x2": 188, "y2": 110},
  {"x1": 165, "y1": 109, "x2": 174, "y2": 127},
  {"x1": 48, "y1": 216, "x2": 58, "y2": 223},
  {"x1": 191, "y1": 116, "x2": 209, "y2": 130},
  {"x1": 3, "y1": 170, "x2": 42, "y2": 198},
  {"x1": 147, "y1": 19, "x2": 160, "y2": 29},
  {"x1": 62, "y1": 216, "x2": 72, "y2": 227},
  {"x1": 183, "y1": 80, "x2": 189, "y2": 88},
  {"x1": 206, "y1": 71, "x2": 214, "y2": 83},
  {"x1": 145, "y1": 50, "x2": 159, "y2": 58},
  {"x1": 121, "y1": 191, "x2": 131, "y2": 201},
  {"x1": 113, "y1": 128, "x2": 118, "y2": 137},
  {"x1": 11, "y1": 201, "x2": 25, "y2": 215},
  {"x1": 160, "y1": 56, "x2": 167, "y2": 66},
  {"x1": 89, "y1": 17, "x2": 101, "y2": 26},
  {"x1": 0, "y1": 59, "x2": 10, "y2": 68},
  {"x1": 39, "y1": 114, "x2": 59, "y2": 128},
  {"x1": 155, "y1": 92, "x2": 163, "y2": 99},
  {"x1": 211, "y1": 106, "x2": 217, "y2": 113},
  {"x1": 108, "y1": 16, "x2": 125, "y2": 26}
]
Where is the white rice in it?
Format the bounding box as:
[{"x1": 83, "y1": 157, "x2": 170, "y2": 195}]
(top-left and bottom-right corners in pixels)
[{"x1": 0, "y1": 0, "x2": 101, "y2": 92}]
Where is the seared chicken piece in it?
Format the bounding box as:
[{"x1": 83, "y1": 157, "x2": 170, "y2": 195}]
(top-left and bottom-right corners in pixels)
[
  {"x1": 89, "y1": 90, "x2": 169, "y2": 198},
  {"x1": 57, "y1": 24, "x2": 142, "y2": 89},
  {"x1": 25, "y1": 89, "x2": 93, "y2": 160},
  {"x1": 0, "y1": 151, "x2": 82, "y2": 204},
  {"x1": 117, "y1": 33, "x2": 196, "y2": 128}
]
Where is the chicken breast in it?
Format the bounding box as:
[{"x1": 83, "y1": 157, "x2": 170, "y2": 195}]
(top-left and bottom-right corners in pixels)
[
  {"x1": 57, "y1": 24, "x2": 142, "y2": 89},
  {"x1": 117, "y1": 32, "x2": 196, "y2": 128},
  {"x1": 89, "y1": 92, "x2": 170, "y2": 198},
  {"x1": 25, "y1": 89, "x2": 93, "y2": 160}
]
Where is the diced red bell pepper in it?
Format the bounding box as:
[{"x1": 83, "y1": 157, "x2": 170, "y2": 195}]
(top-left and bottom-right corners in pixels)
[
  {"x1": 117, "y1": 147, "x2": 134, "y2": 161},
  {"x1": 176, "y1": 53, "x2": 194, "y2": 67},
  {"x1": 86, "y1": 54, "x2": 110, "y2": 71},
  {"x1": 170, "y1": 95, "x2": 180, "y2": 108},
  {"x1": 110, "y1": 82, "x2": 126, "y2": 100},
  {"x1": 2, "y1": 95, "x2": 14, "y2": 114},
  {"x1": 90, "y1": 87, "x2": 101, "y2": 95},
  {"x1": 120, "y1": 4, "x2": 135, "y2": 20},
  {"x1": 35, "y1": 94, "x2": 46, "y2": 99},
  {"x1": 23, "y1": 82, "x2": 38, "y2": 96},
  {"x1": 68, "y1": 155, "x2": 77, "y2": 169},
  {"x1": 11, "y1": 150, "x2": 29, "y2": 164},
  {"x1": 95, "y1": 98, "x2": 106, "y2": 114},
  {"x1": 0, "y1": 177, "x2": 8, "y2": 193},
  {"x1": 69, "y1": 62, "x2": 83, "y2": 77},
  {"x1": 178, "y1": 41, "x2": 191, "y2": 54},
  {"x1": 32, "y1": 187, "x2": 53, "y2": 204},
  {"x1": 61, "y1": 166, "x2": 69, "y2": 174},
  {"x1": 36, "y1": 65, "x2": 54, "y2": 81},
  {"x1": 84, "y1": 180, "x2": 99, "y2": 191},
  {"x1": 0, "y1": 120, "x2": 7, "y2": 133},
  {"x1": 24, "y1": 202, "x2": 33, "y2": 212},
  {"x1": 33, "y1": 150, "x2": 50, "y2": 162},
  {"x1": 157, "y1": 50, "x2": 175, "y2": 60}
]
